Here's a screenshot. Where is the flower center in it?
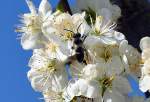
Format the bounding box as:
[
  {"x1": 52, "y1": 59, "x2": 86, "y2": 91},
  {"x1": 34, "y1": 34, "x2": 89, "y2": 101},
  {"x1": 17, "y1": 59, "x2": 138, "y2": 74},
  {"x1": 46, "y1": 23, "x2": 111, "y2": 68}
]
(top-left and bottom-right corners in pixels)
[
  {"x1": 61, "y1": 20, "x2": 74, "y2": 40},
  {"x1": 101, "y1": 47, "x2": 112, "y2": 62},
  {"x1": 37, "y1": 59, "x2": 57, "y2": 74},
  {"x1": 16, "y1": 14, "x2": 42, "y2": 34},
  {"x1": 99, "y1": 76, "x2": 115, "y2": 96},
  {"x1": 63, "y1": 31, "x2": 73, "y2": 40},
  {"x1": 93, "y1": 16, "x2": 116, "y2": 36}
]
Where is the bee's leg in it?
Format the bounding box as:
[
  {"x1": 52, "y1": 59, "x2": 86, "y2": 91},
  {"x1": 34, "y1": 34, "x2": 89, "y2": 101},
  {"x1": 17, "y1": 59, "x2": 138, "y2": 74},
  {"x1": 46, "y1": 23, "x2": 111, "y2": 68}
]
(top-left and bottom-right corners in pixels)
[
  {"x1": 75, "y1": 47, "x2": 84, "y2": 63},
  {"x1": 81, "y1": 35, "x2": 87, "y2": 42},
  {"x1": 65, "y1": 64, "x2": 72, "y2": 81}
]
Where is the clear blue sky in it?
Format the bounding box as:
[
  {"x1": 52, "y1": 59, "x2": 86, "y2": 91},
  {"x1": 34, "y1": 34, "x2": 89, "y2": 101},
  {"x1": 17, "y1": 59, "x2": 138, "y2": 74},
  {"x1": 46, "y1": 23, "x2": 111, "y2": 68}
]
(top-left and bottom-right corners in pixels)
[
  {"x1": 0, "y1": 0, "x2": 145, "y2": 102},
  {"x1": 0, "y1": 0, "x2": 74, "y2": 102}
]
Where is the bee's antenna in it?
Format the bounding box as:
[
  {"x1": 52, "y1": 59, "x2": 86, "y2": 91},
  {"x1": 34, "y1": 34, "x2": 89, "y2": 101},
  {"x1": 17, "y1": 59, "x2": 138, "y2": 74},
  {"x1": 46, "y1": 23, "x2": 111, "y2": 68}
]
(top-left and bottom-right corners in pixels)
[
  {"x1": 77, "y1": 23, "x2": 83, "y2": 33},
  {"x1": 64, "y1": 29, "x2": 75, "y2": 34}
]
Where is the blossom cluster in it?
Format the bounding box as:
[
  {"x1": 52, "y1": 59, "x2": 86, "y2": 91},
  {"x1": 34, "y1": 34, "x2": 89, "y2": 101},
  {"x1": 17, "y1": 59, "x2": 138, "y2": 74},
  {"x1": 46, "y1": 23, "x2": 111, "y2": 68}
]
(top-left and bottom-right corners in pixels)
[{"x1": 17, "y1": 0, "x2": 150, "y2": 102}]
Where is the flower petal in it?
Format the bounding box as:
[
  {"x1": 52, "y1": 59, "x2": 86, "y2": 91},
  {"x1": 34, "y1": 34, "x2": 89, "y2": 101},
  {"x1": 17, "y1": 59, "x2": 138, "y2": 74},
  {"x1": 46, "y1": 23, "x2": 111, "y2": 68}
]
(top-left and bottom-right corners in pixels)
[
  {"x1": 39, "y1": 0, "x2": 52, "y2": 16},
  {"x1": 140, "y1": 36, "x2": 150, "y2": 50}
]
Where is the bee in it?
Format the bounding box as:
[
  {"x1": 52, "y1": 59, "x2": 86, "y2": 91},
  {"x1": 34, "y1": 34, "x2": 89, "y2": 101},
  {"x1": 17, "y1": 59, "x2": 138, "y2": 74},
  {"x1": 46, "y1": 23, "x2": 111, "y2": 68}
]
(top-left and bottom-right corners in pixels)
[{"x1": 64, "y1": 23, "x2": 89, "y2": 65}]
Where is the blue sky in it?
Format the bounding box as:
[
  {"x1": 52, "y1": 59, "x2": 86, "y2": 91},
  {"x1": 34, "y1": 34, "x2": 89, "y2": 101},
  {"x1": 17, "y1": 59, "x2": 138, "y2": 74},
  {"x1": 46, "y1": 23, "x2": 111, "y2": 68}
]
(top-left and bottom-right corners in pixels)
[
  {"x1": 0, "y1": 0, "x2": 146, "y2": 102},
  {"x1": 0, "y1": 0, "x2": 74, "y2": 102}
]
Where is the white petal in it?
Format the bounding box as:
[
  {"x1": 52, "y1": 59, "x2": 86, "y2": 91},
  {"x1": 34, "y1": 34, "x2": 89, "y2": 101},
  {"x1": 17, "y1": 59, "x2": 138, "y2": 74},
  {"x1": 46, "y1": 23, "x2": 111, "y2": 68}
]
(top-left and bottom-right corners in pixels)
[
  {"x1": 39, "y1": 0, "x2": 52, "y2": 16},
  {"x1": 142, "y1": 59, "x2": 150, "y2": 75},
  {"x1": 51, "y1": 69, "x2": 68, "y2": 92},
  {"x1": 86, "y1": 81, "x2": 100, "y2": 98},
  {"x1": 142, "y1": 49, "x2": 150, "y2": 61},
  {"x1": 112, "y1": 76, "x2": 131, "y2": 95},
  {"x1": 82, "y1": 64, "x2": 105, "y2": 80},
  {"x1": 140, "y1": 75, "x2": 150, "y2": 92},
  {"x1": 100, "y1": 36, "x2": 116, "y2": 45},
  {"x1": 110, "y1": 4, "x2": 121, "y2": 21},
  {"x1": 103, "y1": 89, "x2": 126, "y2": 102},
  {"x1": 26, "y1": 0, "x2": 37, "y2": 14},
  {"x1": 119, "y1": 40, "x2": 128, "y2": 54},
  {"x1": 30, "y1": 74, "x2": 51, "y2": 92},
  {"x1": 62, "y1": 79, "x2": 79, "y2": 101},
  {"x1": 28, "y1": 49, "x2": 48, "y2": 69},
  {"x1": 78, "y1": 79, "x2": 88, "y2": 95},
  {"x1": 76, "y1": 0, "x2": 121, "y2": 20},
  {"x1": 77, "y1": 79, "x2": 100, "y2": 98},
  {"x1": 106, "y1": 56, "x2": 124, "y2": 76},
  {"x1": 113, "y1": 31, "x2": 125, "y2": 42},
  {"x1": 140, "y1": 36, "x2": 150, "y2": 50},
  {"x1": 98, "y1": 8, "x2": 112, "y2": 24},
  {"x1": 21, "y1": 33, "x2": 45, "y2": 50}
]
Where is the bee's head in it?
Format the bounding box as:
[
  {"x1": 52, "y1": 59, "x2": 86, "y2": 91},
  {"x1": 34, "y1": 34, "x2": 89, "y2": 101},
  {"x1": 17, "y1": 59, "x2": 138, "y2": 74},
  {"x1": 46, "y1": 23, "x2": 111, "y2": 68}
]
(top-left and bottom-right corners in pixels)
[{"x1": 73, "y1": 33, "x2": 81, "y2": 38}]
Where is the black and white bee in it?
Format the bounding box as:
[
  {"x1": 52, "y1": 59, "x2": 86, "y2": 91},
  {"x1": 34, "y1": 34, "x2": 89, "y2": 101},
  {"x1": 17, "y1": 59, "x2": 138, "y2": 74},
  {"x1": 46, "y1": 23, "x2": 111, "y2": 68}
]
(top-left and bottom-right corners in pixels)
[{"x1": 64, "y1": 23, "x2": 88, "y2": 65}]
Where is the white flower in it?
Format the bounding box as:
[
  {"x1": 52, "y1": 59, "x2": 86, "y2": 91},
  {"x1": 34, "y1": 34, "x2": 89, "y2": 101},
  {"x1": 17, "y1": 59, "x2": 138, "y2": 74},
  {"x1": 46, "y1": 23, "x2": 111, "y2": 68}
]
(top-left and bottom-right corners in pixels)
[
  {"x1": 103, "y1": 76, "x2": 132, "y2": 102},
  {"x1": 139, "y1": 37, "x2": 150, "y2": 93},
  {"x1": 82, "y1": 63, "x2": 105, "y2": 80},
  {"x1": 42, "y1": 12, "x2": 89, "y2": 41},
  {"x1": 75, "y1": 0, "x2": 121, "y2": 21},
  {"x1": 84, "y1": 36, "x2": 126, "y2": 76},
  {"x1": 140, "y1": 37, "x2": 150, "y2": 62},
  {"x1": 62, "y1": 79, "x2": 101, "y2": 102},
  {"x1": 140, "y1": 59, "x2": 150, "y2": 93},
  {"x1": 17, "y1": 0, "x2": 52, "y2": 50},
  {"x1": 42, "y1": 12, "x2": 89, "y2": 56},
  {"x1": 44, "y1": 41, "x2": 68, "y2": 61},
  {"x1": 90, "y1": 15, "x2": 125, "y2": 45},
  {"x1": 27, "y1": 49, "x2": 68, "y2": 92},
  {"x1": 119, "y1": 40, "x2": 141, "y2": 77},
  {"x1": 91, "y1": 15, "x2": 116, "y2": 36}
]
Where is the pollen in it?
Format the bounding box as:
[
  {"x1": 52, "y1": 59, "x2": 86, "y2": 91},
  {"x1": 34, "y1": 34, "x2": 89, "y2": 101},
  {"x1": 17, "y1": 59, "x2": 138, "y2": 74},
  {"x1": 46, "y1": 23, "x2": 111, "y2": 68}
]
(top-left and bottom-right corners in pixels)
[
  {"x1": 101, "y1": 46, "x2": 112, "y2": 62},
  {"x1": 64, "y1": 31, "x2": 73, "y2": 40},
  {"x1": 37, "y1": 59, "x2": 56, "y2": 74},
  {"x1": 62, "y1": 20, "x2": 74, "y2": 40},
  {"x1": 99, "y1": 76, "x2": 115, "y2": 96}
]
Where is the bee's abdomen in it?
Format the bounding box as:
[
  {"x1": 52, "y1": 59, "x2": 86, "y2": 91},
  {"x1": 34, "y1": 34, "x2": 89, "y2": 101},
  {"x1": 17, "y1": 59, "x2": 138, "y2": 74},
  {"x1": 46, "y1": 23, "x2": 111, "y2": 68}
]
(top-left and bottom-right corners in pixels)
[{"x1": 75, "y1": 47, "x2": 84, "y2": 63}]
